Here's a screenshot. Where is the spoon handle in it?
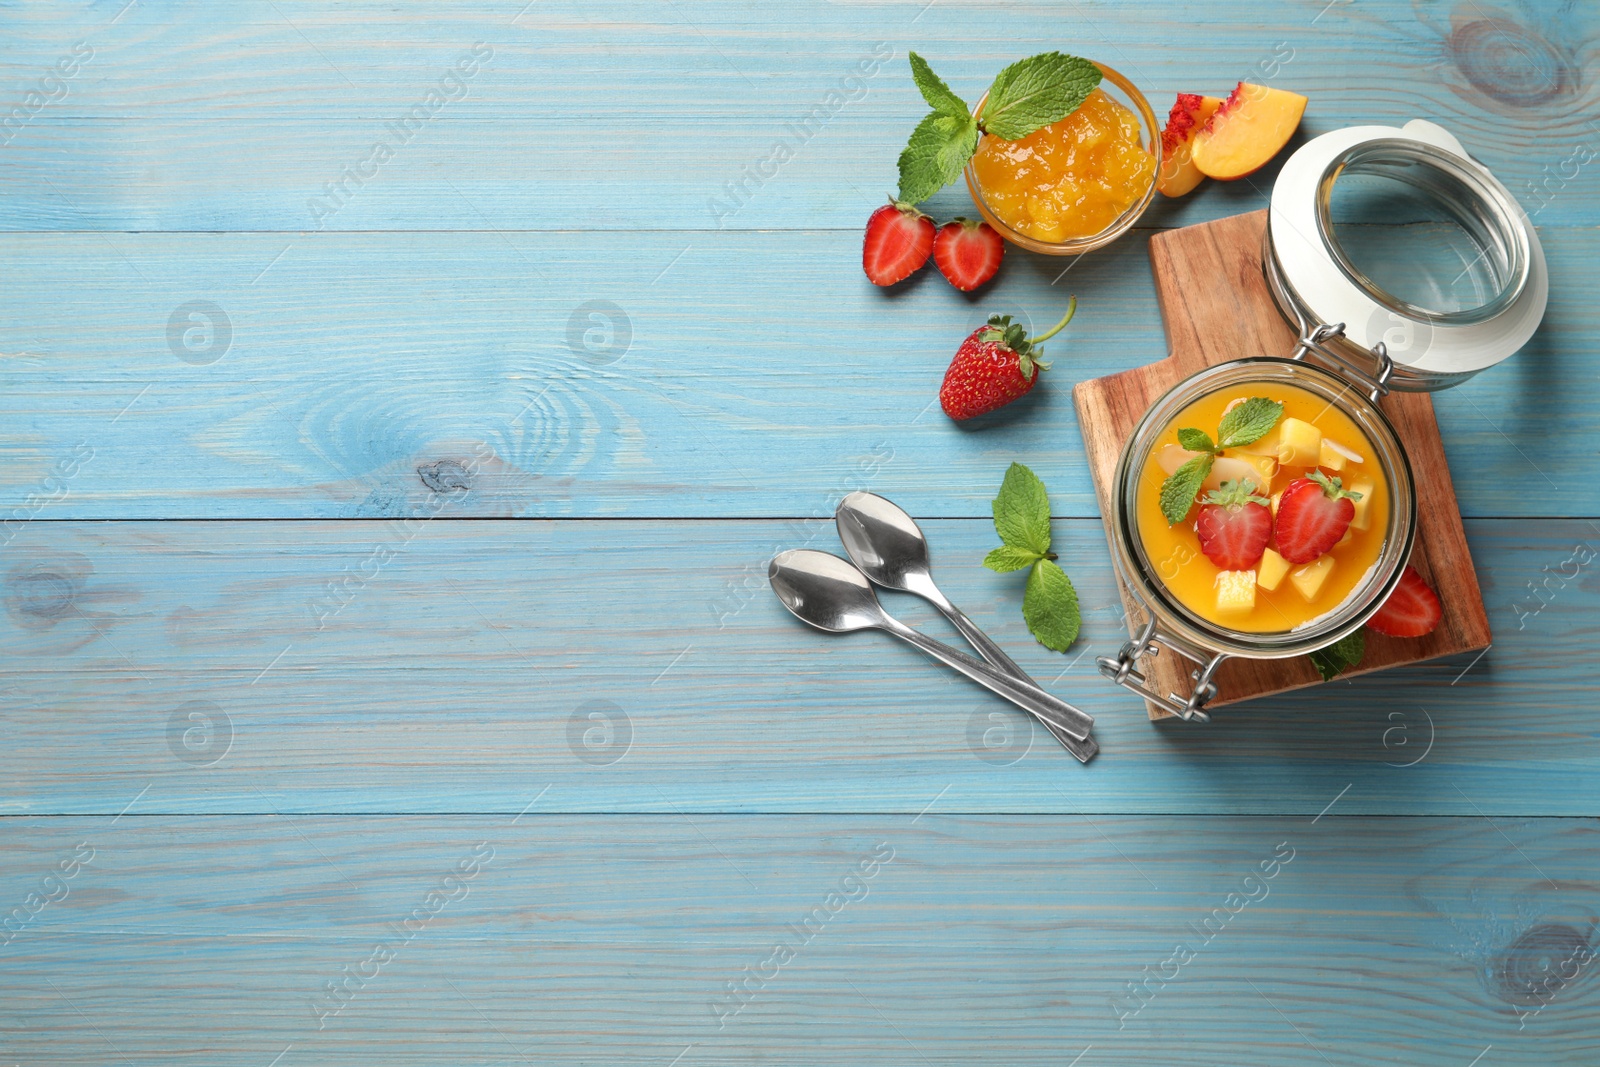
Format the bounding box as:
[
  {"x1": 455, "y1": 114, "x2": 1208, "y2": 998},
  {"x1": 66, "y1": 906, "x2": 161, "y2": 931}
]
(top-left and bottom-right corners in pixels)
[
  {"x1": 879, "y1": 618, "x2": 1094, "y2": 741},
  {"x1": 932, "y1": 600, "x2": 1096, "y2": 763},
  {"x1": 936, "y1": 599, "x2": 1028, "y2": 676}
]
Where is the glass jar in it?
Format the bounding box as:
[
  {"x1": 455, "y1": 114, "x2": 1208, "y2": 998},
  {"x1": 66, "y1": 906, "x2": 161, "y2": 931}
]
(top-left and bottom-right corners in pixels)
[
  {"x1": 962, "y1": 63, "x2": 1160, "y2": 256},
  {"x1": 1097, "y1": 120, "x2": 1546, "y2": 721}
]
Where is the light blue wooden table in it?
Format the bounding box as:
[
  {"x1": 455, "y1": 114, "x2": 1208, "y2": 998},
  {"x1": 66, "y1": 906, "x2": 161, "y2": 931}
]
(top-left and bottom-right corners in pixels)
[{"x1": 2, "y1": 1, "x2": 1597, "y2": 1063}]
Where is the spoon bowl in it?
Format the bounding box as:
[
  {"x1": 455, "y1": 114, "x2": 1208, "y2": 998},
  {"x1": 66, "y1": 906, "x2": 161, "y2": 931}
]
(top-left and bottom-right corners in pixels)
[
  {"x1": 835, "y1": 491, "x2": 938, "y2": 598},
  {"x1": 832, "y1": 492, "x2": 1098, "y2": 763},
  {"x1": 768, "y1": 549, "x2": 889, "y2": 633}
]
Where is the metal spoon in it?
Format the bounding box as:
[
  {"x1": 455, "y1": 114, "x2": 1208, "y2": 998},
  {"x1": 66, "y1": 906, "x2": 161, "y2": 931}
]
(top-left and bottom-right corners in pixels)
[
  {"x1": 836, "y1": 492, "x2": 1097, "y2": 763},
  {"x1": 768, "y1": 549, "x2": 1093, "y2": 743}
]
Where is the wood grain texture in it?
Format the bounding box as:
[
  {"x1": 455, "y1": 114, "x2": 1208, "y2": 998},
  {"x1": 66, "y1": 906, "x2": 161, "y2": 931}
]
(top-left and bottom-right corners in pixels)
[
  {"x1": 0, "y1": 225, "x2": 1593, "y2": 519},
  {"x1": 1, "y1": 518, "x2": 1592, "y2": 817},
  {"x1": 1075, "y1": 211, "x2": 1491, "y2": 717},
  {"x1": 2, "y1": 815, "x2": 1596, "y2": 1066},
  {"x1": 3, "y1": 2, "x2": 1598, "y2": 1062},
  {"x1": 0, "y1": 1, "x2": 1594, "y2": 232}
]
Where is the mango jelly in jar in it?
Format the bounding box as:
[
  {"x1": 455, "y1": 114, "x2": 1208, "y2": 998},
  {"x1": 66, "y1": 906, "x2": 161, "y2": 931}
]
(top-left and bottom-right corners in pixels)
[
  {"x1": 971, "y1": 87, "x2": 1156, "y2": 244},
  {"x1": 1134, "y1": 381, "x2": 1390, "y2": 633}
]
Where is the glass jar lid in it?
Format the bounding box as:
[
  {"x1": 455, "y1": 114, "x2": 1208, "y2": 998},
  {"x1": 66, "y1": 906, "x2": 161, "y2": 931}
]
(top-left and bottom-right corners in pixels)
[{"x1": 1269, "y1": 120, "x2": 1547, "y2": 384}]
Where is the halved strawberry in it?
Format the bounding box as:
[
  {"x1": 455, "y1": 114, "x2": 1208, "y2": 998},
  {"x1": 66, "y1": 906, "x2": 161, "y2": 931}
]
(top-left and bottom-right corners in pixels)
[
  {"x1": 1274, "y1": 471, "x2": 1360, "y2": 564},
  {"x1": 932, "y1": 217, "x2": 1004, "y2": 291},
  {"x1": 1193, "y1": 479, "x2": 1272, "y2": 570},
  {"x1": 863, "y1": 199, "x2": 935, "y2": 286},
  {"x1": 1367, "y1": 564, "x2": 1442, "y2": 637}
]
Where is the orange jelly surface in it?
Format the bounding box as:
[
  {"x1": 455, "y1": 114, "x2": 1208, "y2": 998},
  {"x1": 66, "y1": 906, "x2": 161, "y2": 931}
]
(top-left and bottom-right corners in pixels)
[
  {"x1": 1135, "y1": 382, "x2": 1390, "y2": 633},
  {"x1": 971, "y1": 88, "x2": 1156, "y2": 243}
]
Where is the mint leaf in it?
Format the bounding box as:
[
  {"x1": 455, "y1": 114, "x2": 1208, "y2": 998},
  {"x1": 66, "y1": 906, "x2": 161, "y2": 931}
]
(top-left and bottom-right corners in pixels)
[
  {"x1": 984, "y1": 544, "x2": 1041, "y2": 573},
  {"x1": 1309, "y1": 629, "x2": 1365, "y2": 681},
  {"x1": 1022, "y1": 558, "x2": 1080, "y2": 652},
  {"x1": 896, "y1": 109, "x2": 980, "y2": 204},
  {"x1": 991, "y1": 461, "x2": 1052, "y2": 557},
  {"x1": 1217, "y1": 397, "x2": 1284, "y2": 449},
  {"x1": 908, "y1": 52, "x2": 968, "y2": 118},
  {"x1": 1175, "y1": 427, "x2": 1217, "y2": 454},
  {"x1": 980, "y1": 52, "x2": 1101, "y2": 141},
  {"x1": 1159, "y1": 453, "x2": 1213, "y2": 525}
]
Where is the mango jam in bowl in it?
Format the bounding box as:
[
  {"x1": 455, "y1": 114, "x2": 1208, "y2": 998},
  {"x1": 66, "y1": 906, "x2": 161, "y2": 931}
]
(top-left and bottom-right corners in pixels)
[
  {"x1": 1109, "y1": 358, "x2": 1417, "y2": 663},
  {"x1": 964, "y1": 63, "x2": 1160, "y2": 255}
]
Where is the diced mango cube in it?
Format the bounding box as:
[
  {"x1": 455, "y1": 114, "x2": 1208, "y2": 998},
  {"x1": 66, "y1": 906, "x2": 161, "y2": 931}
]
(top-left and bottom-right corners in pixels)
[
  {"x1": 1321, "y1": 438, "x2": 1363, "y2": 469},
  {"x1": 1256, "y1": 548, "x2": 1290, "y2": 591},
  {"x1": 1215, "y1": 570, "x2": 1257, "y2": 614},
  {"x1": 1237, "y1": 428, "x2": 1280, "y2": 457},
  {"x1": 1348, "y1": 478, "x2": 1376, "y2": 530},
  {"x1": 1234, "y1": 451, "x2": 1278, "y2": 488},
  {"x1": 1275, "y1": 418, "x2": 1322, "y2": 466},
  {"x1": 1289, "y1": 556, "x2": 1335, "y2": 600},
  {"x1": 1270, "y1": 490, "x2": 1284, "y2": 516}
]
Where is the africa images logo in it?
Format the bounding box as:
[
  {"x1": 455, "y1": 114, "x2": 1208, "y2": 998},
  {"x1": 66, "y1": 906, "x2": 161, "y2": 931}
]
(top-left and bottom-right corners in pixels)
[{"x1": 307, "y1": 43, "x2": 494, "y2": 229}]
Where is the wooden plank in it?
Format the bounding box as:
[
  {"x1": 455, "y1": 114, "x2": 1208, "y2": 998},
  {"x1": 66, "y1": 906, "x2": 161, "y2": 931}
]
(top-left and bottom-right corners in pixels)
[
  {"x1": 1, "y1": 814, "x2": 1595, "y2": 1065},
  {"x1": 0, "y1": 2, "x2": 1594, "y2": 231},
  {"x1": 1075, "y1": 211, "x2": 1491, "y2": 717},
  {"x1": 0, "y1": 226, "x2": 1592, "y2": 519},
  {"x1": 1, "y1": 517, "x2": 1592, "y2": 816}
]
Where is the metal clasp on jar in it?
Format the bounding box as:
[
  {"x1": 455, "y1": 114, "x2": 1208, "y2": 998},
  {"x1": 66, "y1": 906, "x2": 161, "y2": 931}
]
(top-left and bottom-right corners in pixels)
[
  {"x1": 1263, "y1": 227, "x2": 1398, "y2": 402},
  {"x1": 1096, "y1": 614, "x2": 1230, "y2": 722}
]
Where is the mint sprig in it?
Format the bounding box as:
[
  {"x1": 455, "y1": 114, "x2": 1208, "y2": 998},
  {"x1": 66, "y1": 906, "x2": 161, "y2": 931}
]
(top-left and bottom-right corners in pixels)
[
  {"x1": 909, "y1": 51, "x2": 968, "y2": 117},
  {"x1": 1023, "y1": 556, "x2": 1080, "y2": 652},
  {"x1": 897, "y1": 112, "x2": 980, "y2": 205},
  {"x1": 895, "y1": 51, "x2": 1102, "y2": 205},
  {"x1": 1309, "y1": 629, "x2": 1365, "y2": 681},
  {"x1": 990, "y1": 461, "x2": 1050, "y2": 557},
  {"x1": 1159, "y1": 454, "x2": 1213, "y2": 525},
  {"x1": 1217, "y1": 397, "x2": 1284, "y2": 449},
  {"x1": 982, "y1": 462, "x2": 1081, "y2": 652},
  {"x1": 1157, "y1": 397, "x2": 1284, "y2": 526},
  {"x1": 980, "y1": 52, "x2": 1103, "y2": 140}
]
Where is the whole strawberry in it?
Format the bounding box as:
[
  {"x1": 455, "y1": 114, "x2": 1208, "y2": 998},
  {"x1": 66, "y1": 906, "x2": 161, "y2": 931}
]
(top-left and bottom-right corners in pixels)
[{"x1": 939, "y1": 298, "x2": 1076, "y2": 421}]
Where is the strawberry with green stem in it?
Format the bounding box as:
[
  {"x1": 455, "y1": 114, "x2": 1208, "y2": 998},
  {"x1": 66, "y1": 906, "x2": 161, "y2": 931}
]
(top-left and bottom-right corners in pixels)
[
  {"x1": 1274, "y1": 470, "x2": 1362, "y2": 564},
  {"x1": 940, "y1": 298, "x2": 1076, "y2": 421},
  {"x1": 1192, "y1": 479, "x2": 1272, "y2": 570}
]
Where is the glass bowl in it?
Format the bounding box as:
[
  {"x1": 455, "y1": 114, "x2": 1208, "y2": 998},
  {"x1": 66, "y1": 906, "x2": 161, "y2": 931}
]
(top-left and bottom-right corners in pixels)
[{"x1": 962, "y1": 62, "x2": 1160, "y2": 256}]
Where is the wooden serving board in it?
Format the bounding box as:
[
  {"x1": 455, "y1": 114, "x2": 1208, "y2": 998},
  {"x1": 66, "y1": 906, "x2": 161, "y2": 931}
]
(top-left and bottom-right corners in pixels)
[{"x1": 1074, "y1": 210, "x2": 1492, "y2": 720}]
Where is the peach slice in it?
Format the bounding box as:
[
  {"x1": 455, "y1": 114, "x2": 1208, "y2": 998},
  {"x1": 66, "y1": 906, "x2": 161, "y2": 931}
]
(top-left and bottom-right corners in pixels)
[
  {"x1": 1156, "y1": 93, "x2": 1224, "y2": 198},
  {"x1": 1191, "y1": 82, "x2": 1307, "y2": 181}
]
